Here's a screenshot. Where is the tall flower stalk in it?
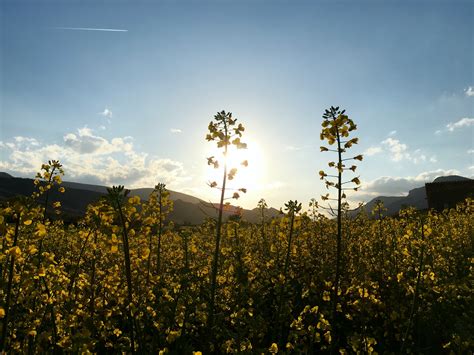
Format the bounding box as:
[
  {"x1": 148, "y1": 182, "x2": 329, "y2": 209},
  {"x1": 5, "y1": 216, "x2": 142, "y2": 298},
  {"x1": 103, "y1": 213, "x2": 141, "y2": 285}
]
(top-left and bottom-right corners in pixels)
[
  {"x1": 318, "y1": 106, "x2": 362, "y2": 346},
  {"x1": 107, "y1": 186, "x2": 136, "y2": 353},
  {"x1": 205, "y1": 110, "x2": 247, "y2": 343}
]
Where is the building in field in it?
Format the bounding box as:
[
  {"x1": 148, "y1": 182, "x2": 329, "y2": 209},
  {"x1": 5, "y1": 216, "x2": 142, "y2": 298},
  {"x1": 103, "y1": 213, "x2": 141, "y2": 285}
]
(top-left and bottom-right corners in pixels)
[{"x1": 425, "y1": 180, "x2": 474, "y2": 211}]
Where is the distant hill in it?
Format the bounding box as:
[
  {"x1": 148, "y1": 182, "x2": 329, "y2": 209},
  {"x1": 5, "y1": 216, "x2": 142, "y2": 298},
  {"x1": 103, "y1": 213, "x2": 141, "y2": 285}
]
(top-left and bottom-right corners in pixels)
[
  {"x1": 0, "y1": 173, "x2": 280, "y2": 224},
  {"x1": 350, "y1": 175, "x2": 472, "y2": 217},
  {"x1": 61, "y1": 181, "x2": 207, "y2": 205}
]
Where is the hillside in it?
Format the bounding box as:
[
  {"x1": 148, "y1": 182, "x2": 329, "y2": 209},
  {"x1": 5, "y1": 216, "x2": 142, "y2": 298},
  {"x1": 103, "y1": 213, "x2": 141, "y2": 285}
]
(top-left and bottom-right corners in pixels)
[
  {"x1": 350, "y1": 175, "x2": 472, "y2": 217},
  {"x1": 0, "y1": 173, "x2": 280, "y2": 224}
]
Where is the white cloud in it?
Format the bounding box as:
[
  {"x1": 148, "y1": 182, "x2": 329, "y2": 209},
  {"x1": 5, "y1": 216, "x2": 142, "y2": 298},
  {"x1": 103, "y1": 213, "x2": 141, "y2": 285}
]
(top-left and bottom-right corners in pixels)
[
  {"x1": 0, "y1": 127, "x2": 191, "y2": 189},
  {"x1": 468, "y1": 149, "x2": 474, "y2": 154},
  {"x1": 170, "y1": 128, "x2": 182, "y2": 134},
  {"x1": 388, "y1": 130, "x2": 397, "y2": 136},
  {"x1": 465, "y1": 86, "x2": 474, "y2": 97},
  {"x1": 63, "y1": 127, "x2": 134, "y2": 155},
  {"x1": 434, "y1": 130, "x2": 442, "y2": 135},
  {"x1": 364, "y1": 146, "x2": 382, "y2": 156},
  {"x1": 359, "y1": 169, "x2": 461, "y2": 199},
  {"x1": 446, "y1": 117, "x2": 474, "y2": 132},
  {"x1": 381, "y1": 138, "x2": 408, "y2": 162},
  {"x1": 13, "y1": 136, "x2": 39, "y2": 145},
  {"x1": 349, "y1": 138, "x2": 436, "y2": 164},
  {"x1": 99, "y1": 107, "x2": 113, "y2": 123}
]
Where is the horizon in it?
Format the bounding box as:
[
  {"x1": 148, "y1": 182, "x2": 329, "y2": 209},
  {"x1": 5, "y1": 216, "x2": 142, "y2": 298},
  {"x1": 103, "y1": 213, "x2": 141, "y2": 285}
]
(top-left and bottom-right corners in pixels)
[
  {"x1": 1, "y1": 0, "x2": 473, "y2": 210},
  {"x1": 0, "y1": 169, "x2": 471, "y2": 210}
]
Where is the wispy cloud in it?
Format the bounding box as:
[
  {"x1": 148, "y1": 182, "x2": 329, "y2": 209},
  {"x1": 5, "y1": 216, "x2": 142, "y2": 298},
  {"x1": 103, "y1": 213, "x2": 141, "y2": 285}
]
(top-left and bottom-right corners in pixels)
[
  {"x1": 465, "y1": 86, "x2": 474, "y2": 97},
  {"x1": 54, "y1": 27, "x2": 128, "y2": 32},
  {"x1": 170, "y1": 128, "x2": 182, "y2": 134},
  {"x1": 100, "y1": 108, "x2": 113, "y2": 119},
  {"x1": 362, "y1": 137, "x2": 434, "y2": 164},
  {"x1": 468, "y1": 149, "x2": 474, "y2": 154},
  {"x1": 388, "y1": 130, "x2": 397, "y2": 136},
  {"x1": 364, "y1": 146, "x2": 382, "y2": 156},
  {"x1": 99, "y1": 108, "x2": 113, "y2": 125},
  {"x1": 446, "y1": 117, "x2": 474, "y2": 132}
]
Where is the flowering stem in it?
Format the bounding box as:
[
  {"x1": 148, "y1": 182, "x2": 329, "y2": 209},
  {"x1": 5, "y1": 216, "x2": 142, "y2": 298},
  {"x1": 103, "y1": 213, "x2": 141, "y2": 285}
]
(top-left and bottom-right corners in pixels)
[
  {"x1": 0, "y1": 214, "x2": 20, "y2": 351},
  {"x1": 208, "y1": 121, "x2": 228, "y2": 344},
  {"x1": 115, "y1": 199, "x2": 136, "y2": 354}
]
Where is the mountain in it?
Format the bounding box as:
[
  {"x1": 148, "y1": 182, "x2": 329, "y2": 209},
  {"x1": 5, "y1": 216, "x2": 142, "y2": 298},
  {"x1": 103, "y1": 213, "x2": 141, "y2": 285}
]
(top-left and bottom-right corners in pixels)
[
  {"x1": 61, "y1": 181, "x2": 206, "y2": 205},
  {"x1": 432, "y1": 175, "x2": 471, "y2": 183},
  {"x1": 350, "y1": 175, "x2": 472, "y2": 217},
  {"x1": 0, "y1": 173, "x2": 280, "y2": 224}
]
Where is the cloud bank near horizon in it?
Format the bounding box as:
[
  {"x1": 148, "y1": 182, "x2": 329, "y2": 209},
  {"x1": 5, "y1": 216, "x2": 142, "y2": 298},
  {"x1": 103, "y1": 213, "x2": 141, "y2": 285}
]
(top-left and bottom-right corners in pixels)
[{"x1": 0, "y1": 127, "x2": 190, "y2": 190}]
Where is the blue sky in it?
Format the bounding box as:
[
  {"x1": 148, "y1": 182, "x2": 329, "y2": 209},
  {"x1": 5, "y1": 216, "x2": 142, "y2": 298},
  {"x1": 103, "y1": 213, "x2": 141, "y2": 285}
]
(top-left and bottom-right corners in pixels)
[{"x1": 1, "y1": 0, "x2": 473, "y2": 209}]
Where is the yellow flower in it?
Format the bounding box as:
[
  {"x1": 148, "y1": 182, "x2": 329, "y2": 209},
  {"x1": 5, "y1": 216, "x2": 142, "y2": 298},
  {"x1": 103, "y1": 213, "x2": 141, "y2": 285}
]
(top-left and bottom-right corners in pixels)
[
  {"x1": 0, "y1": 307, "x2": 5, "y2": 318},
  {"x1": 8, "y1": 246, "x2": 21, "y2": 258},
  {"x1": 397, "y1": 272, "x2": 403, "y2": 282},
  {"x1": 141, "y1": 247, "x2": 150, "y2": 260},
  {"x1": 324, "y1": 331, "x2": 332, "y2": 344},
  {"x1": 58, "y1": 187, "x2": 65, "y2": 193},
  {"x1": 128, "y1": 196, "x2": 140, "y2": 205},
  {"x1": 23, "y1": 219, "x2": 32, "y2": 226},
  {"x1": 315, "y1": 332, "x2": 321, "y2": 342},
  {"x1": 35, "y1": 224, "x2": 47, "y2": 237},
  {"x1": 113, "y1": 328, "x2": 122, "y2": 337},
  {"x1": 269, "y1": 343, "x2": 278, "y2": 353},
  {"x1": 322, "y1": 291, "x2": 331, "y2": 301}
]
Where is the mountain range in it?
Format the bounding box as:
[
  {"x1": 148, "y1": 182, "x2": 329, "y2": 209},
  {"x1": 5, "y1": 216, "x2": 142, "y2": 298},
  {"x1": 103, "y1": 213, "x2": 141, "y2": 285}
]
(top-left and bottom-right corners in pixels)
[
  {"x1": 0, "y1": 172, "x2": 280, "y2": 224},
  {"x1": 0, "y1": 172, "x2": 471, "y2": 223}
]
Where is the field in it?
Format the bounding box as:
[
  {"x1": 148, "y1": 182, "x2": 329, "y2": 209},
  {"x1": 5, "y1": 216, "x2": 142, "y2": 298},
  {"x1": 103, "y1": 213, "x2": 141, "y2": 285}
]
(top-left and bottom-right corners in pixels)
[{"x1": 0, "y1": 169, "x2": 472, "y2": 353}]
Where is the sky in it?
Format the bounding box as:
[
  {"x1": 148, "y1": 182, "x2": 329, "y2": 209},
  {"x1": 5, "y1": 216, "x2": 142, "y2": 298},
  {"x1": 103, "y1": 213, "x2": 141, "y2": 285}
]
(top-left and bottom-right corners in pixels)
[{"x1": 1, "y1": 0, "x2": 473, "y2": 210}]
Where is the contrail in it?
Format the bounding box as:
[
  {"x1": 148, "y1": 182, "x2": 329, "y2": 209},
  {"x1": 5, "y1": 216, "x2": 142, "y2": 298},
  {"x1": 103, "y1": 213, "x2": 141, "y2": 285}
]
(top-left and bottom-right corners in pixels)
[{"x1": 54, "y1": 27, "x2": 128, "y2": 32}]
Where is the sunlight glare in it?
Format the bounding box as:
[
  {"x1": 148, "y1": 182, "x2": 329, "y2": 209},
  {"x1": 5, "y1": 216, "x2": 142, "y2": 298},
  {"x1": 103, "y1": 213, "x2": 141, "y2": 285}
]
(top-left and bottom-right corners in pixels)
[{"x1": 205, "y1": 136, "x2": 264, "y2": 195}]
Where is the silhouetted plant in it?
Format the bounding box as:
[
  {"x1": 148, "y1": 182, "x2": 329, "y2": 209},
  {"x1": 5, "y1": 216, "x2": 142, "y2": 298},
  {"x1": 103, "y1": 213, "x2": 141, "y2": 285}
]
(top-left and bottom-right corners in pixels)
[
  {"x1": 205, "y1": 110, "x2": 247, "y2": 345},
  {"x1": 276, "y1": 200, "x2": 302, "y2": 345},
  {"x1": 318, "y1": 106, "x2": 362, "y2": 346},
  {"x1": 107, "y1": 185, "x2": 136, "y2": 354},
  {"x1": 152, "y1": 183, "x2": 172, "y2": 275}
]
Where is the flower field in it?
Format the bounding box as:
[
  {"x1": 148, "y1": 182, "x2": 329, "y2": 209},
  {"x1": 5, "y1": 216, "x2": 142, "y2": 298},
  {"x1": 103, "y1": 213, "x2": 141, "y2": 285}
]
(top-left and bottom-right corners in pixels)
[{"x1": 0, "y1": 164, "x2": 472, "y2": 353}]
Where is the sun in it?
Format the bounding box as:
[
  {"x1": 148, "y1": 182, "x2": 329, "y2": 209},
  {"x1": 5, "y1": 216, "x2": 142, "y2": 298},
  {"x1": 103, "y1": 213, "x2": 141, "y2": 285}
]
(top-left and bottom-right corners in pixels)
[{"x1": 205, "y1": 136, "x2": 264, "y2": 195}]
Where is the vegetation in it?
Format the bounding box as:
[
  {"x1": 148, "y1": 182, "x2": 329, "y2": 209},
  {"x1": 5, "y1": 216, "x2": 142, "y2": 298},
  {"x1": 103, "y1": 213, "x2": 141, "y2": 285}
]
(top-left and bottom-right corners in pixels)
[{"x1": 0, "y1": 110, "x2": 472, "y2": 354}]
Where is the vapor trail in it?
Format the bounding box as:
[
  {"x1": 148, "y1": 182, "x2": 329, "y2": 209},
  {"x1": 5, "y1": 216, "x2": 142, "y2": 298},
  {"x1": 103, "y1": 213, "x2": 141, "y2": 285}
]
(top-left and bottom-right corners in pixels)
[{"x1": 54, "y1": 27, "x2": 128, "y2": 32}]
